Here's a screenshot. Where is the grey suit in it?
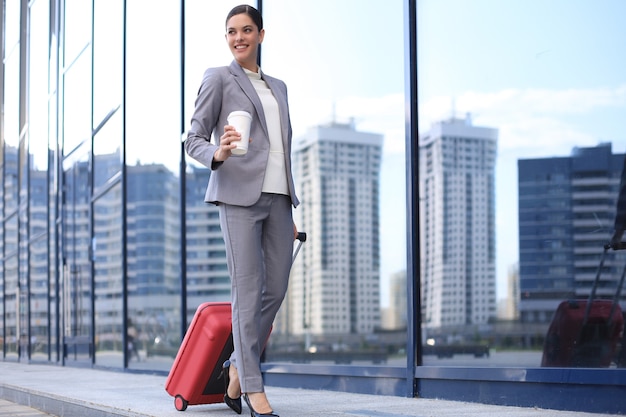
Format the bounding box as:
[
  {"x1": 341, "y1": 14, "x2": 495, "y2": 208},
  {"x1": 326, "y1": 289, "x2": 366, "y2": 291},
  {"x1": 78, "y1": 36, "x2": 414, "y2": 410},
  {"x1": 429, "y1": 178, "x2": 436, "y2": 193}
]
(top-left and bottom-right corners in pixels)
[
  {"x1": 186, "y1": 60, "x2": 299, "y2": 207},
  {"x1": 185, "y1": 61, "x2": 299, "y2": 393}
]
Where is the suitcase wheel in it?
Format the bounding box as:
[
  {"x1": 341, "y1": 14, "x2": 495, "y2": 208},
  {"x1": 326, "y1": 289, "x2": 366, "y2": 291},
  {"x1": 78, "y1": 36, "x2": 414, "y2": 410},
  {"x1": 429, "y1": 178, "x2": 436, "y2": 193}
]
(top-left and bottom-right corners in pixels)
[{"x1": 174, "y1": 394, "x2": 188, "y2": 411}]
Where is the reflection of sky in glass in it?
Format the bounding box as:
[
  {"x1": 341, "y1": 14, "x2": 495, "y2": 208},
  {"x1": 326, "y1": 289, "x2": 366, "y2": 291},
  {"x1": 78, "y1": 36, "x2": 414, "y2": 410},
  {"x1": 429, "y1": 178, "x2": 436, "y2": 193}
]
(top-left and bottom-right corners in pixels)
[
  {"x1": 4, "y1": 0, "x2": 20, "y2": 48},
  {"x1": 93, "y1": 0, "x2": 123, "y2": 128},
  {"x1": 418, "y1": 0, "x2": 626, "y2": 299},
  {"x1": 4, "y1": 53, "x2": 20, "y2": 148},
  {"x1": 29, "y1": 0, "x2": 50, "y2": 171},
  {"x1": 63, "y1": 0, "x2": 92, "y2": 63}
]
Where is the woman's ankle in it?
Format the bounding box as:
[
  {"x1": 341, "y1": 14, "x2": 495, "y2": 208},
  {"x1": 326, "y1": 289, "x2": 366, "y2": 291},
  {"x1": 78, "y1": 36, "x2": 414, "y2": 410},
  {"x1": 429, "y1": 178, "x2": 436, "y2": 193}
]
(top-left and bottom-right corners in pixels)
[
  {"x1": 246, "y1": 392, "x2": 272, "y2": 413},
  {"x1": 227, "y1": 364, "x2": 241, "y2": 398}
]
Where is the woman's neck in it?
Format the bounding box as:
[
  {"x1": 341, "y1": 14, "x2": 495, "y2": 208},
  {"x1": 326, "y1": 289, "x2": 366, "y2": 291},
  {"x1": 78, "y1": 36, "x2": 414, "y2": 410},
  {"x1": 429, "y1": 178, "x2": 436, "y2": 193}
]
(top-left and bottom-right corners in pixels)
[{"x1": 237, "y1": 59, "x2": 258, "y2": 73}]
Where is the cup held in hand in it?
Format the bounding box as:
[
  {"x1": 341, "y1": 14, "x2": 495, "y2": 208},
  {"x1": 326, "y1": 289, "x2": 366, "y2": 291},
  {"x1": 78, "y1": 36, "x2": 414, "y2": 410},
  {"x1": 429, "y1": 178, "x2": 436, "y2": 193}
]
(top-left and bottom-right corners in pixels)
[{"x1": 227, "y1": 111, "x2": 252, "y2": 155}]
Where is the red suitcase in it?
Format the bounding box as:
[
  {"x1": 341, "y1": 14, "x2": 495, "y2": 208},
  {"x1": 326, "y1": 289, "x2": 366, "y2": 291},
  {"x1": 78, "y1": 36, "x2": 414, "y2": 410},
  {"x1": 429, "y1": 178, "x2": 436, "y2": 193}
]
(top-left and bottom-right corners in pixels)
[
  {"x1": 164, "y1": 232, "x2": 306, "y2": 411},
  {"x1": 542, "y1": 243, "x2": 625, "y2": 367},
  {"x1": 165, "y1": 302, "x2": 233, "y2": 411},
  {"x1": 541, "y1": 299, "x2": 623, "y2": 367}
]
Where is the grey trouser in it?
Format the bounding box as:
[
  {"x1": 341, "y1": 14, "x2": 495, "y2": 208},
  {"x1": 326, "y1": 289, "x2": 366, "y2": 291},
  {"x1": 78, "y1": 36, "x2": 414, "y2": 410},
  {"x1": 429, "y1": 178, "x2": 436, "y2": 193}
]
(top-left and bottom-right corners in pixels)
[{"x1": 219, "y1": 193, "x2": 293, "y2": 393}]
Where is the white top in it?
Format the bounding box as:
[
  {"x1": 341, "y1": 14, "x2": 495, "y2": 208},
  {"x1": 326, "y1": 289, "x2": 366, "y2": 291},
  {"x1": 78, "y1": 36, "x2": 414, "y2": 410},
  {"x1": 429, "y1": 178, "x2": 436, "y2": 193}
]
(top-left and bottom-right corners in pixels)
[{"x1": 245, "y1": 68, "x2": 288, "y2": 195}]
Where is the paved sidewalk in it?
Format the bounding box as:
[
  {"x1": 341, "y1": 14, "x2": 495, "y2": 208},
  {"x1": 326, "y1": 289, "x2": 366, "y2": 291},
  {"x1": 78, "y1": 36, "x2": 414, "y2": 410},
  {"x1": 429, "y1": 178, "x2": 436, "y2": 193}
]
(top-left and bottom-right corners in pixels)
[
  {"x1": 0, "y1": 399, "x2": 55, "y2": 416},
  {"x1": 0, "y1": 362, "x2": 620, "y2": 417}
]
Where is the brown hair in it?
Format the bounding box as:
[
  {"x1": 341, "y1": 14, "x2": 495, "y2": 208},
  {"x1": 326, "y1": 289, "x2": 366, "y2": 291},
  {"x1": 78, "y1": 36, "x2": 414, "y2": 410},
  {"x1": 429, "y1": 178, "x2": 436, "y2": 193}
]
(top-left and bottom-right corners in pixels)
[{"x1": 226, "y1": 5, "x2": 263, "y2": 31}]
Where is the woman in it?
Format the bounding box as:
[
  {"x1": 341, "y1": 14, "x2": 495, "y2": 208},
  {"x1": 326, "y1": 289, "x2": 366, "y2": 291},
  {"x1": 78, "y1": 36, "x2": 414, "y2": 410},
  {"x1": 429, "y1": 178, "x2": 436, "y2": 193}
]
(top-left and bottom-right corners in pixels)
[{"x1": 184, "y1": 5, "x2": 299, "y2": 417}]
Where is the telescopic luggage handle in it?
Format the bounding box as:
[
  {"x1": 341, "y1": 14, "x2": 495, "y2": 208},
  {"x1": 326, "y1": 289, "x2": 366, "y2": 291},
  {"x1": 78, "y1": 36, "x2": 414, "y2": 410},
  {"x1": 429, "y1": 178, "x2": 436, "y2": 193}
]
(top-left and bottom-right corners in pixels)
[
  {"x1": 605, "y1": 241, "x2": 626, "y2": 250},
  {"x1": 293, "y1": 232, "x2": 307, "y2": 263},
  {"x1": 585, "y1": 242, "x2": 626, "y2": 328}
]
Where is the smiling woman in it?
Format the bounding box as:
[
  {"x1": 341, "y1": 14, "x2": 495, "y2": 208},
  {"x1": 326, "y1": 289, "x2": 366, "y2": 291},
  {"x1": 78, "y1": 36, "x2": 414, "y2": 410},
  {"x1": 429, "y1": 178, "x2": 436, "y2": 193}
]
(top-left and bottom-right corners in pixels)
[
  {"x1": 225, "y1": 7, "x2": 265, "y2": 72},
  {"x1": 184, "y1": 4, "x2": 300, "y2": 416}
]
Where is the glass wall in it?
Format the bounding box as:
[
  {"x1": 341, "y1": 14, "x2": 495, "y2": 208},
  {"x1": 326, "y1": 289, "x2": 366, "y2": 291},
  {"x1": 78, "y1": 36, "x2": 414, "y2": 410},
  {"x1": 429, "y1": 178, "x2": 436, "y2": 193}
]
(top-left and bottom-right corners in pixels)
[
  {"x1": 1, "y1": 0, "x2": 625, "y2": 413},
  {"x1": 260, "y1": 0, "x2": 407, "y2": 366},
  {"x1": 417, "y1": 0, "x2": 626, "y2": 369}
]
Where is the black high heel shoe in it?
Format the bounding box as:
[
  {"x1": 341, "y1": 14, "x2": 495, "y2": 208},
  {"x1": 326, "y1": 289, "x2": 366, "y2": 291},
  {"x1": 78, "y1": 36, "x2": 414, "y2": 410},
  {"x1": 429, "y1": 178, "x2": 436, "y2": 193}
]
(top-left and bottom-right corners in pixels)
[
  {"x1": 243, "y1": 393, "x2": 279, "y2": 417},
  {"x1": 221, "y1": 360, "x2": 242, "y2": 414}
]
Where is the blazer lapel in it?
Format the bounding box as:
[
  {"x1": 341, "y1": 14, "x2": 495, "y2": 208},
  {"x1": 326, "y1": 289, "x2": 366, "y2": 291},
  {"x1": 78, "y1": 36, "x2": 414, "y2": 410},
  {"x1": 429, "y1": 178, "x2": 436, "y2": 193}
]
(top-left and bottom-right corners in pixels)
[{"x1": 229, "y1": 61, "x2": 269, "y2": 140}]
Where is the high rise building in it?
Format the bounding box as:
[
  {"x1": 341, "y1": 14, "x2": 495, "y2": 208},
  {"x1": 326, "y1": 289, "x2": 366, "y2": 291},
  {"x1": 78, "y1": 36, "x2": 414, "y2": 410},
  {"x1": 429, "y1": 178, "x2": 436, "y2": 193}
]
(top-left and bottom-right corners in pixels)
[
  {"x1": 497, "y1": 264, "x2": 520, "y2": 321},
  {"x1": 381, "y1": 270, "x2": 408, "y2": 330},
  {"x1": 286, "y1": 121, "x2": 383, "y2": 336},
  {"x1": 518, "y1": 143, "x2": 626, "y2": 323},
  {"x1": 419, "y1": 115, "x2": 498, "y2": 329}
]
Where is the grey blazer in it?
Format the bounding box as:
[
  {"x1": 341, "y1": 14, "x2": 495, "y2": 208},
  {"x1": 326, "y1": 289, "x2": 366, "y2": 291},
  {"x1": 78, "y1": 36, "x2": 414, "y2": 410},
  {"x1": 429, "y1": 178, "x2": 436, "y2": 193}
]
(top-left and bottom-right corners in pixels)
[{"x1": 185, "y1": 61, "x2": 299, "y2": 208}]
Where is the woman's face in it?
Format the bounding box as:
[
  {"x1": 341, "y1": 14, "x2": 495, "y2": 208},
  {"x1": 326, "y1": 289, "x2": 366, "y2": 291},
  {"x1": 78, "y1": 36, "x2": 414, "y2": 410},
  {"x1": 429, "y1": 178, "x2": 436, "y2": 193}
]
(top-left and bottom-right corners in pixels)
[{"x1": 226, "y1": 13, "x2": 264, "y2": 72}]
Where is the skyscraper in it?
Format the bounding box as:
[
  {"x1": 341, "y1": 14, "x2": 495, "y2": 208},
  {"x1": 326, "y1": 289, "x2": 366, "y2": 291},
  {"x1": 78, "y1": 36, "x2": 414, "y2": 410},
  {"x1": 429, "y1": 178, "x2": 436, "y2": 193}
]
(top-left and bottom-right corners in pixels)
[
  {"x1": 286, "y1": 121, "x2": 383, "y2": 336},
  {"x1": 518, "y1": 143, "x2": 626, "y2": 323},
  {"x1": 419, "y1": 115, "x2": 498, "y2": 329}
]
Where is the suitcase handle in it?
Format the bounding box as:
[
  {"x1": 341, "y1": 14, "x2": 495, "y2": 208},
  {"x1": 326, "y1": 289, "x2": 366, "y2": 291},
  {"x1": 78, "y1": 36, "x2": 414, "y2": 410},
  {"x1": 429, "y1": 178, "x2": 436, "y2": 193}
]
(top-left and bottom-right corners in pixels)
[
  {"x1": 584, "y1": 244, "x2": 626, "y2": 328},
  {"x1": 604, "y1": 241, "x2": 626, "y2": 250},
  {"x1": 292, "y1": 232, "x2": 307, "y2": 263}
]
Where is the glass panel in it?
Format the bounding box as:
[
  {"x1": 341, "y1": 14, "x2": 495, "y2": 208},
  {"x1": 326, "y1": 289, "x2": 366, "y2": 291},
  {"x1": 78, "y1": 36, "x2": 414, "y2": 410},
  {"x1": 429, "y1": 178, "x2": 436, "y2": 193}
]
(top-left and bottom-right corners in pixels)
[
  {"x1": 126, "y1": 163, "x2": 182, "y2": 369},
  {"x1": 4, "y1": 254, "x2": 19, "y2": 359},
  {"x1": 18, "y1": 132, "x2": 29, "y2": 360},
  {"x1": 94, "y1": 112, "x2": 122, "y2": 189},
  {"x1": 49, "y1": 84, "x2": 60, "y2": 363},
  {"x1": 183, "y1": 0, "x2": 243, "y2": 132},
  {"x1": 94, "y1": 185, "x2": 124, "y2": 368},
  {"x1": 63, "y1": 52, "x2": 92, "y2": 154},
  {"x1": 3, "y1": 147, "x2": 19, "y2": 360},
  {"x1": 3, "y1": 0, "x2": 20, "y2": 49},
  {"x1": 182, "y1": 0, "x2": 243, "y2": 333},
  {"x1": 61, "y1": 150, "x2": 92, "y2": 363},
  {"x1": 4, "y1": 49, "x2": 20, "y2": 150},
  {"x1": 124, "y1": 0, "x2": 184, "y2": 371},
  {"x1": 28, "y1": 0, "x2": 51, "y2": 361},
  {"x1": 2, "y1": 0, "x2": 21, "y2": 359},
  {"x1": 262, "y1": 0, "x2": 406, "y2": 365},
  {"x1": 418, "y1": 0, "x2": 626, "y2": 367},
  {"x1": 93, "y1": 0, "x2": 122, "y2": 128},
  {"x1": 30, "y1": 236, "x2": 49, "y2": 360},
  {"x1": 63, "y1": 0, "x2": 92, "y2": 66}
]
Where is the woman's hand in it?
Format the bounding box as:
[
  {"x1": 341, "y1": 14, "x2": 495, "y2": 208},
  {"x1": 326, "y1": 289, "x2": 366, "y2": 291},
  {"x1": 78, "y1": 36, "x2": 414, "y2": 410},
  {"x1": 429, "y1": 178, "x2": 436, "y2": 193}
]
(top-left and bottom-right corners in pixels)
[
  {"x1": 293, "y1": 223, "x2": 299, "y2": 240},
  {"x1": 213, "y1": 125, "x2": 240, "y2": 162}
]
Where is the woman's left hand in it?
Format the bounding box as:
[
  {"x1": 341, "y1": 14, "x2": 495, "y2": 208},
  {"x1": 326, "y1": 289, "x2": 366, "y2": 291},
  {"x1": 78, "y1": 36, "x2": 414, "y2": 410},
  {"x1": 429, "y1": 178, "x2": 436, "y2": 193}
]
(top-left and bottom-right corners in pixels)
[{"x1": 293, "y1": 223, "x2": 299, "y2": 240}]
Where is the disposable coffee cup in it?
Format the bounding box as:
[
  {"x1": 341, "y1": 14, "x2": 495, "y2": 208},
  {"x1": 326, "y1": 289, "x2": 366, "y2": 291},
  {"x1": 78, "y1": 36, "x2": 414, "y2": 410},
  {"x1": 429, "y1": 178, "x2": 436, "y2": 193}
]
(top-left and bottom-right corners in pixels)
[{"x1": 227, "y1": 111, "x2": 252, "y2": 155}]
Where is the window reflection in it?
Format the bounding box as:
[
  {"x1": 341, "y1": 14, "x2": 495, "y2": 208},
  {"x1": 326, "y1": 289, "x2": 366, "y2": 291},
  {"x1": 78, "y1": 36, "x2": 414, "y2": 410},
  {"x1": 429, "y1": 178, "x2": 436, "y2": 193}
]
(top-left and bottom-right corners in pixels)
[
  {"x1": 182, "y1": 0, "x2": 246, "y2": 334},
  {"x1": 93, "y1": 0, "x2": 123, "y2": 128},
  {"x1": 123, "y1": 0, "x2": 184, "y2": 370},
  {"x1": 63, "y1": 53, "x2": 92, "y2": 154},
  {"x1": 29, "y1": 0, "x2": 51, "y2": 360},
  {"x1": 262, "y1": 0, "x2": 407, "y2": 365},
  {"x1": 94, "y1": 185, "x2": 123, "y2": 368},
  {"x1": 418, "y1": 0, "x2": 626, "y2": 368}
]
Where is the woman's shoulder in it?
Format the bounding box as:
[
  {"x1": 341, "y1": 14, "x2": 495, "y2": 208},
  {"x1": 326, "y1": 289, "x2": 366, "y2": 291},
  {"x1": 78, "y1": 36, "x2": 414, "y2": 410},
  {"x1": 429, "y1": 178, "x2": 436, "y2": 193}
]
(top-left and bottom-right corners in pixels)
[{"x1": 202, "y1": 65, "x2": 230, "y2": 78}]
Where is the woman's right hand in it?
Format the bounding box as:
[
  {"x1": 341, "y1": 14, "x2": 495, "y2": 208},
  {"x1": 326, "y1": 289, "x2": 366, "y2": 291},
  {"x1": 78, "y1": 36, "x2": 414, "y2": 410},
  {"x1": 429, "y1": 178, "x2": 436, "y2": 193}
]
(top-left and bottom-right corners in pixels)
[{"x1": 213, "y1": 125, "x2": 241, "y2": 163}]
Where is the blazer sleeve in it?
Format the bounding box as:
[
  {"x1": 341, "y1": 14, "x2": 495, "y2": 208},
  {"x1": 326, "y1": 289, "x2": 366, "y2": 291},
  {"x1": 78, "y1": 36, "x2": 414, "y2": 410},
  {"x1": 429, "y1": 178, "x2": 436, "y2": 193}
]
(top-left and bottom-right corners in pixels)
[{"x1": 185, "y1": 67, "x2": 225, "y2": 169}]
